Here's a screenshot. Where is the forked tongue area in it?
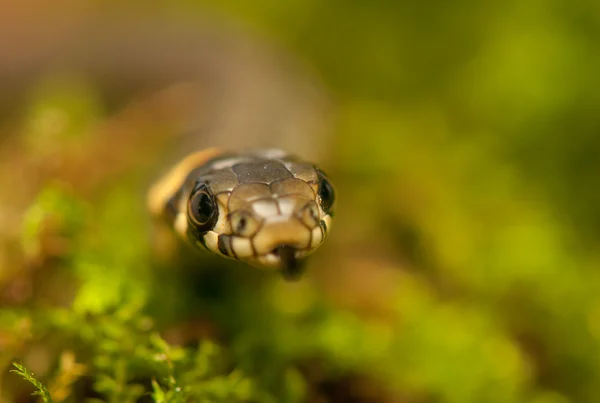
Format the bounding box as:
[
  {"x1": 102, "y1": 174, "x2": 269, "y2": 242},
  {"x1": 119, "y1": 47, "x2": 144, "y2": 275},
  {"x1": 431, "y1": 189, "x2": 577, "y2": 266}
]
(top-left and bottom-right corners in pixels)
[{"x1": 273, "y1": 245, "x2": 304, "y2": 280}]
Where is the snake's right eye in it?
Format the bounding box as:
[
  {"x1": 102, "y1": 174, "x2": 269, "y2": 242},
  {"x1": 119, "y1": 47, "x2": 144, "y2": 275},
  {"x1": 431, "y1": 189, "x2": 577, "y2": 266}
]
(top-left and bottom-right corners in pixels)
[{"x1": 188, "y1": 184, "x2": 218, "y2": 232}]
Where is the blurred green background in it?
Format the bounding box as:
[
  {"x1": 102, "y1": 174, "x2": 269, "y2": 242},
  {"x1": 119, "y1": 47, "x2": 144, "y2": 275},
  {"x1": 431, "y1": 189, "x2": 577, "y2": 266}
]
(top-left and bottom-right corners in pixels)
[{"x1": 1, "y1": 0, "x2": 600, "y2": 402}]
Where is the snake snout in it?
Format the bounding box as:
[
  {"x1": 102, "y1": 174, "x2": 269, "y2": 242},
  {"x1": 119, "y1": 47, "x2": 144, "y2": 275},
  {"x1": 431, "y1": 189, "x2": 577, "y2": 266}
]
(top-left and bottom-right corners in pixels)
[{"x1": 252, "y1": 218, "x2": 311, "y2": 254}]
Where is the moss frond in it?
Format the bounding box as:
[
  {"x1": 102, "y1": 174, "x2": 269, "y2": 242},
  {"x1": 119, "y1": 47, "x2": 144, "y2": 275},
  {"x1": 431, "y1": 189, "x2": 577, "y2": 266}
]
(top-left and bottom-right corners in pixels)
[{"x1": 11, "y1": 362, "x2": 55, "y2": 403}]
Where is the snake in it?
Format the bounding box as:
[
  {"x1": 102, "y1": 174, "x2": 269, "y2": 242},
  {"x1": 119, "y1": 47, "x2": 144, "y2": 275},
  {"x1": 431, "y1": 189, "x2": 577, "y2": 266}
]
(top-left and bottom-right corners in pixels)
[
  {"x1": 0, "y1": 10, "x2": 336, "y2": 278},
  {"x1": 148, "y1": 147, "x2": 335, "y2": 279}
]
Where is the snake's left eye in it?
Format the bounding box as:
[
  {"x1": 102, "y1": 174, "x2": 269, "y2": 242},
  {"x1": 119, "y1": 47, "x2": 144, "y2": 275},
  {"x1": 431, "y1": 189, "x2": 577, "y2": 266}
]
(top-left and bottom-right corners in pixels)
[
  {"x1": 317, "y1": 170, "x2": 335, "y2": 215},
  {"x1": 188, "y1": 184, "x2": 218, "y2": 232}
]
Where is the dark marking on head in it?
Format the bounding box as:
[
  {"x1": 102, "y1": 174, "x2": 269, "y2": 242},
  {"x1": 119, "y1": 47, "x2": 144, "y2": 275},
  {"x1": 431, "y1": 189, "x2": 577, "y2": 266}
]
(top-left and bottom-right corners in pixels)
[
  {"x1": 320, "y1": 219, "x2": 328, "y2": 233},
  {"x1": 217, "y1": 235, "x2": 230, "y2": 257}
]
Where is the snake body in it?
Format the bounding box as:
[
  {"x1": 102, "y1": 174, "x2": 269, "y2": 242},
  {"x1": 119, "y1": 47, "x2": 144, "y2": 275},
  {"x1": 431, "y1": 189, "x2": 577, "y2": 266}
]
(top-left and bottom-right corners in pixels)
[{"x1": 149, "y1": 148, "x2": 334, "y2": 278}]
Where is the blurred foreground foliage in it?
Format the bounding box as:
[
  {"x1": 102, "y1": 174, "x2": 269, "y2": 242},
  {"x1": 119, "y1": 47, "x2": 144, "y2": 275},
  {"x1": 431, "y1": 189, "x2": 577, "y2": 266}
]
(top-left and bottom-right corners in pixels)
[{"x1": 2, "y1": 0, "x2": 600, "y2": 402}]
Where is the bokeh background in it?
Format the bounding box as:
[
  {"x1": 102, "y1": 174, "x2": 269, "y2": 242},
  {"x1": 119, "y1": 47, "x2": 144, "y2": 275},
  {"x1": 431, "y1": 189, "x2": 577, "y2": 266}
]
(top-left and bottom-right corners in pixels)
[{"x1": 1, "y1": 1, "x2": 600, "y2": 402}]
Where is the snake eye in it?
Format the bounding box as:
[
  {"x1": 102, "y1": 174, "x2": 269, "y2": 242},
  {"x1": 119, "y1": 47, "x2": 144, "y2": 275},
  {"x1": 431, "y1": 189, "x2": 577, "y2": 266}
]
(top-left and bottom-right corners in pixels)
[
  {"x1": 188, "y1": 184, "x2": 218, "y2": 232},
  {"x1": 230, "y1": 210, "x2": 261, "y2": 237},
  {"x1": 317, "y1": 170, "x2": 335, "y2": 215}
]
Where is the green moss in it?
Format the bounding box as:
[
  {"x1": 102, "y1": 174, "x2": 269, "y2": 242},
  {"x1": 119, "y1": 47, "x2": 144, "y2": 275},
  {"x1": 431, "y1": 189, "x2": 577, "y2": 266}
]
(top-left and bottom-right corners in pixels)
[{"x1": 11, "y1": 363, "x2": 54, "y2": 403}]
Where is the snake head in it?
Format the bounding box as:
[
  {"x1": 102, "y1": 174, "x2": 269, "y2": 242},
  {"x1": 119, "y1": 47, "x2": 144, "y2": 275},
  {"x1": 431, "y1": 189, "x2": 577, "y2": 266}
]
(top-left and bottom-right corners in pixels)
[{"x1": 149, "y1": 148, "x2": 334, "y2": 278}]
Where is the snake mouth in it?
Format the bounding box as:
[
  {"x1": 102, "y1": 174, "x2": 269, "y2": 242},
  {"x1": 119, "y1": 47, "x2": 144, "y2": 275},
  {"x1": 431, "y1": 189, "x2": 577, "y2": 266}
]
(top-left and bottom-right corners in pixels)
[{"x1": 272, "y1": 244, "x2": 304, "y2": 280}]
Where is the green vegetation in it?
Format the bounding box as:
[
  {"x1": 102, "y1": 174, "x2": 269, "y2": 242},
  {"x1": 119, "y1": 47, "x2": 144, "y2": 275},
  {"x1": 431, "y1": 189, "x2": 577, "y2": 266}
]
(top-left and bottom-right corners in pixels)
[
  {"x1": 11, "y1": 363, "x2": 54, "y2": 403},
  {"x1": 2, "y1": 0, "x2": 600, "y2": 402}
]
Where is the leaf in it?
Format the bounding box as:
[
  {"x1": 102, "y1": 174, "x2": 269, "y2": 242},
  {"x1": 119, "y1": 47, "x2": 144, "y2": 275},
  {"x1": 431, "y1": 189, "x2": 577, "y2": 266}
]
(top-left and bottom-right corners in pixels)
[{"x1": 11, "y1": 362, "x2": 55, "y2": 403}]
